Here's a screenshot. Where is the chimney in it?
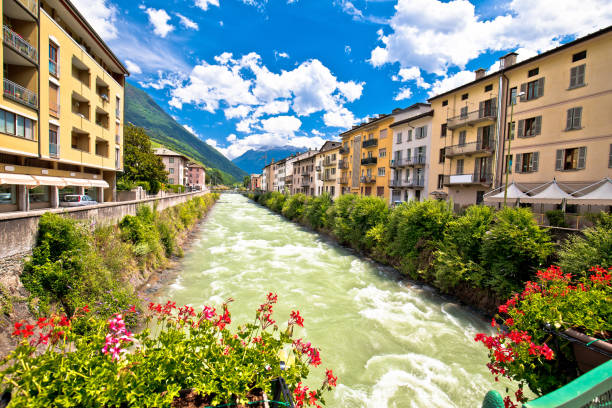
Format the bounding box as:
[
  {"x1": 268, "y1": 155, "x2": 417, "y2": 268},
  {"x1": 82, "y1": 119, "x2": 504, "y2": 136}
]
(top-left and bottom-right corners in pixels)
[
  {"x1": 499, "y1": 52, "x2": 518, "y2": 69},
  {"x1": 475, "y1": 68, "x2": 486, "y2": 80}
]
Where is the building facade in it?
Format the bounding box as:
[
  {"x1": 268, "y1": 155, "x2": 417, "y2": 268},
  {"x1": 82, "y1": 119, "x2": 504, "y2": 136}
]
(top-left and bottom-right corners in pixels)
[
  {"x1": 154, "y1": 148, "x2": 188, "y2": 186},
  {"x1": 429, "y1": 26, "x2": 612, "y2": 209},
  {"x1": 293, "y1": 150, "x2": 317, "y2": 196},
  {"x1": 250, "y1": 174, "x2": 261, "y2": 190},
  {"x1": 262, "y1": 161, "x2": 274, "y2": 192},
  {"x1": 389, "y1": 104, "x2": 433, "y2": 204},
  {"x1": 187, "y1": 163, "x2": 205, "y2": 191},
  {"x1": 273, "y1": 158, "x2": 286, "y2": 192},
  {"x1": 0, "y1": 0, "x2": 128, "y2": 212},
  {"x1": 316, "y1": 141, "x2": 341, "y2": 198}
]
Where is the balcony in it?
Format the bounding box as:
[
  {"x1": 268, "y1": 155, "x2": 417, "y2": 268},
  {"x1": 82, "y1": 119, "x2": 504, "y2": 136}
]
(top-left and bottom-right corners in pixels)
[
  {"x1": 390, "y1": 156, "x2": 426, "y2": 168},
  {"x1": 3, "y1": 25, "x2": 38, "y2": 64},
  {"x1": 444, "y1": 141, "x2": 495, "y2": 157},
  {"x1": 339, "y1": 176, "x2": 349, "y2": 185},
  {"x1": 339, "y1": 146, "x2": 350, "y2": 155},
  {"x1": 323, "y1": 157, "x2": 337, "y2": 167},
  {"x1": 3, "y1": 78, "x2": 37, "y2": 109},
  {"x1": 360, "y1": 175, "x2": 375, "y2": 184},
  {"x1": 443, "y1": 172, "x2": 493, "y2": 186},
  {"x1": 285, "y1": 176, "x2": 293, "y2": 184},
  {"x1": 322, "y1": 174, "x2": 336, "y2": 182},
  {"x1": 15, "y1": 0, "x2": 38, "y2": 17},
  {"x1": 389, "y1": 178, "x2": 407, "y2": 188},
  {"x1": 447, "y1": 107, "x2": 497, "y2": 130},
  {"x1": 315, "y1": 165, "x2": 321, "y2": 172},
  {"x1": 361, "y1": 157, "x2": 377, "y2": 166},
  {"x1": 407, "y1": 177, "x2": 425, "y2": 188},
  {"x1": 301, "y1": 179, "x2": 311, "y2": 187},
  {"x1": 362, "y1": 138, "x2": 378, "y2": 148}
]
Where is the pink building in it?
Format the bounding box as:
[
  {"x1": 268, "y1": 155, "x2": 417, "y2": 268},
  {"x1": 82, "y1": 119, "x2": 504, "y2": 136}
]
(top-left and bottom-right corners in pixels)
[{"x1": 188, "y1": 163, "x2": 206, "y2": 191}]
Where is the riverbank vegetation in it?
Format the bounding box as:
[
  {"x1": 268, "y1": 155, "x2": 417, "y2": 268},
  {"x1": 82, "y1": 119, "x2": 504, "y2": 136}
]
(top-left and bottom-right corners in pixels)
[
  {"x1": 1, "y1": 293, "x2": 336, "y2": 407},
  {"x1": 20, "y1": 193, "x2": 218, "y2": 321}
]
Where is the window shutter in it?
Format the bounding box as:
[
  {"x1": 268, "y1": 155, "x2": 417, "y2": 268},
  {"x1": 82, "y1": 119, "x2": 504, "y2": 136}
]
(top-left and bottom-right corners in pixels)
[
  {"x1": 477, "y1": 127, "x2": 482, "y2": 147},
  {"x1": 577, "y1": 64, "x2": 585, "y2": 86},
  {"x1": 486, "y1": 157, "x2": 492, "y2": 175},
  {"x1": 517, "y1": 119, "x2": 524, "y2": 138},
  {"x1": 407, "y1": 130, "x2": 412, "y2": 141},
  {"x1": 609, "y1": 144, "x2": 612, "y2": 168},
  {"x1": 491, "y1": 98, "x2": 497, "y2": 114},
  {"x1": 566, "y1": 109, "x2": 573, "y2": 130},
  {"x1": 478, "y1": 101, "x2": 484, "y2": 118},
  {"x1": 474, "y1": 158, "x2": 480, "y2": 179},
  {"x1": 555, "y1": 149, "x2": 563, "y2": 170},
  {"x1": 537, "y1": 77, "x2": 545, "y2": 97},
  {"x1": 515, "y1": 154, "x2": 522, "y2": 173},
  {"x1": 534, "y1": 116, "x2": 542, "y2": 135},
  {"x1": 573, "y1": 107, "x2": 582, "y2": 129},
  {"x1": 578, "y1": 147, "x2": 586, "y2": 169},
  {"x1": 570, "y1": 66, "x2": 577, "y2": 88},
  {"x1": 422, "y1": 126, "x2": 427, "y2": 138},
  {"x1": 532, "y1": 152, "x2": 539, "y2": 172},
  {"x1": 520, "y1": 83, "x2": 527, "y2": 101}
]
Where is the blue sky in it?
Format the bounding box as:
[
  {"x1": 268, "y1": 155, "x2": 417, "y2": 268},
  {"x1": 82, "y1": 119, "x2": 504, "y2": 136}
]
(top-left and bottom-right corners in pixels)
[{"x1": 73, "y1": 0, "x2": 612, "y2": 159}]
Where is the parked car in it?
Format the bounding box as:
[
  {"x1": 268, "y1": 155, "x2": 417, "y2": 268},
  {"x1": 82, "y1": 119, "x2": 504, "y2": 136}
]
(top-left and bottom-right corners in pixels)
[{"x1": 60, "y1": 195, "x2": 98, "y2": 207}]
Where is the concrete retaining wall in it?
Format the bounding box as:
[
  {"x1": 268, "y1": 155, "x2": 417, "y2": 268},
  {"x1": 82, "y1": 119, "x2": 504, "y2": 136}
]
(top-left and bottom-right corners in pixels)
[{"x1": 0, "y1": 191, "x2": 209, "y2": 258}]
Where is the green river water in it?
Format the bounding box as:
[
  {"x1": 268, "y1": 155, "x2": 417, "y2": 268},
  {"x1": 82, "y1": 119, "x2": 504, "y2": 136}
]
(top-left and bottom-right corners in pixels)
[{"x1": 155, "y1": 194, "x2": 510, "y2": 407}]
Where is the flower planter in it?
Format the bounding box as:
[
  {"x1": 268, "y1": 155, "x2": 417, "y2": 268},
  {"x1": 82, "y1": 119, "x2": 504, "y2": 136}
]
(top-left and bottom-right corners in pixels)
[{"x1": 563, "y1": 328, "x2": 612, "y2": 374}]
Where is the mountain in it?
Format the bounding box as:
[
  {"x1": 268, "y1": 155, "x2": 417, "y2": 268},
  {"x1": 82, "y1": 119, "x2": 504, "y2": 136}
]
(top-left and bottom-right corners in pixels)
[
  {"x1": 232, "y1": 147, "x2": 304, "y2": 174},
  {"x1": 124, "y1": 82, "x2": 247, "y2": 183}
]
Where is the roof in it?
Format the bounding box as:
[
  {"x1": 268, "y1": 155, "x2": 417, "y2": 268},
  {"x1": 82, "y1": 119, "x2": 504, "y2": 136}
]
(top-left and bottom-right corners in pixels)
[
  {"x1": 62, "y1": 0, "x2": 129, "y2": 76},
  {"x1": 187, "y1": 162, "x2": 205, "y2": 169},
  {"x1": 389, "y1": 109, "x2": 434, "y2": 128},
  {"x1": 319, "y1": 141, "x2": 341, "y2": 153},
  {"x1": 391, "y1": 102, "x2": 431, "y2": 114},
  {"x1": 428, "y1": 25, "x2": 612, "y2": 102},
  {"x1": 339, "y1": 113, "x2": 393, "y2": 137},
  {"x1": 154, "y1": 148, "x2": 190, "y2": 160}
]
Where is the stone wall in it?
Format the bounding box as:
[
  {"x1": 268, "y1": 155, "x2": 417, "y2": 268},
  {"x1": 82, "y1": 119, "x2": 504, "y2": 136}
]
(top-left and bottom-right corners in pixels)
[{"x1": 0, "y1": 191, "x2": 209, "y2": 259}]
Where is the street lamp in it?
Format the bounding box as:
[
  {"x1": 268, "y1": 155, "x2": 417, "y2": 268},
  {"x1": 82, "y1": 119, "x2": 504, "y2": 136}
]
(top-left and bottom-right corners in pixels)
[{"x1": 503, "y1": 90, "x2": 525, "y2": 206}]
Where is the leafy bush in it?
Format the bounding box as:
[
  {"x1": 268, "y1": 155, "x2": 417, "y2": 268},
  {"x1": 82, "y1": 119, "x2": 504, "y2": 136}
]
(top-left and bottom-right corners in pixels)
[
  {"x1": 545, "y1": 209, "x2": 568, "y2": 228},
  {"x1": 282, "y1": 193, "x2": 308, "y2": 221},
  {"x1": 558, "y1": 213, "x2": 612, "y2": 277},
  {"x1": 1, "y1": 294, "x2": 338, "y2": 408},
  {"x1": 303, "y1": 194, "x2": 333, "y2": 230},
  {"x1": 264, "y1": 192, "x2": 287, "y2": 213},
  {"x1": 329, "y1": 194, "x2": 357, "y2": 243},
  {"x1": 480, "y1": 207, "x2": 554, "y2": 296}
]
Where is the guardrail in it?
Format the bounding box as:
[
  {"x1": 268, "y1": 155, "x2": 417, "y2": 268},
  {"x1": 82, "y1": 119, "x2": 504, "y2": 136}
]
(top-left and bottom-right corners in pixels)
[
  {"x1": 361, "y1": 157, "x2": 377, "y2": 166},
  {"x1": 3, "y1": 78, "x2": 38, "y2": 109},
  {"x1": 362, "y1": 138, "x2": 378, "y2": 148},
  {"x1": 3, "y1": 25, "x2": 38, "y2": 62},
  {"x1": 447, "y1": 107, "x2": 496, "y2": 129},
  {"x1": 444, "y1": 141, "x2": 494, "y2": 157}
]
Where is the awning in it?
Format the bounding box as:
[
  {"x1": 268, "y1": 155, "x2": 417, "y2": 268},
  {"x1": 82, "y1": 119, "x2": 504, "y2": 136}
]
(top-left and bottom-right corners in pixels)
[
  {"x1": 484, "y1": 182, "x2": 527, "y2": 202},
  {"x1": 64, "y1": 178, "x2": 94, "y2": 187},
  {"x1": 0, "y1": 173, "x2": 37, "y2": 186},
  {"x1": 32, "y1": 175, "x2": 68, "y2": 187},
  {"x1": 568, "y1": 178, "x2": 612, "y2": 205},
  {"x1": 522, "y1": 179, "x2": 573, "y2": 204},
  {"x1": 90, "y1": 179, "x2": 110, "y2": 188}
]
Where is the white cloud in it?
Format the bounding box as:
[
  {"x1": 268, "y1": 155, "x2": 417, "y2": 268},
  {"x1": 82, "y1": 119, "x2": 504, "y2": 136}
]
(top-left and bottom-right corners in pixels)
[
  {"x1": 394, "y1": 87, "x2": 413, "y2": 101},
  {"x1": 338, "y1": 0, "x2": 364, "y2": 20},
  {"x1": 213, "y1": 132, "x2": 327, "y2": 160},
  {"x1": 428, "y1": 70, "x2": 475, "y2": 97},
  {"x1": 274, "y1": 51, "x2": 290, "y2": 59},
  {"x1": 183, "y1": 124, "x2": 199, "y2": 136},
  {"x1": 124, "y1": 60, "x2": 142, "y2": 75},
  {"x1": 71, "y1": 0, "x2": 118, "y2": 40},
  {"x1": 323, "y1": 107, "x2": 356, "y2": 128},
  {"x1": 370, "y1": 0, "x2": 612, "y2": 75},
  {"x1": 261, "y1": 115, "x2": 302, "y2": 135},
  {"x1": 224, "y1": 105, "x2": 252, "y2": 119},
  {"x1": 227, "y1": 134, "x2": 237, "y2": 142},
  {"x1": 392, "y1": 66, "x2": 431, "y2": 89},
  {"x1": 195, "y1": 0, "x2": 220, "y2": 10},
  {"x1": 344, "y1": 45, "x2": 352, "y2": 55},
  {"x1": 145, "y1": 8, "x2": 175, "y2": 38},
  {"x1": 176, "y1": 13, "x2": 199, "y2": 30}
]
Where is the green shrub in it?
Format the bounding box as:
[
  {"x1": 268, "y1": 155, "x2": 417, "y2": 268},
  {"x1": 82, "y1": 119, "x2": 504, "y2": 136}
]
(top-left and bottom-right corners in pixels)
[
  {"x1": 545, "y1": 209, "x2": 568, "y2": 228},
  {"x1": 558, "y1": 214, "x2": 612, "y2": 277},
  {"x1": 480, "y1": 207, "x2": 554, "y2": 295},
  {"x1": 135, "y1": 180, "x2": 151, "y2": 192},
  {"x1": 264, "y1": 192, "x2": 287, "y2": 213},
  {"x1": 329, "y1": 194, "x2": 357, "y2": 242},
  {"x1": 282, "y1": 193, "x2": 308, "y2": 221},
  {"x1": 349, "y1": 196, "x2": 390, "y2": 251},
  {"x1": 303, "y1": 194, "x2": 333, "y2": 230}
]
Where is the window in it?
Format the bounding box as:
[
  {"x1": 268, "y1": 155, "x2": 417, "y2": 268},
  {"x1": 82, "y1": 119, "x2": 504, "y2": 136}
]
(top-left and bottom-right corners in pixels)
[
  {"x1": 0, "y1": 185, "x2": 16, "y2": 205},
  {"x1": 461, "y1": 93, "x2": 468, "y2": 100},
  {"x1": 556, "y1": 147, "x2": 586, "y2": 171},
  {"x1": 379, "y1": 148, "x2": 386, "y2": 158},
  {"x1": 442, "y1": 100, "x2": 448, "y2": 107},
  {"x1": 168, "y1": 178, "x2": 174, "y2": 184},
  {"x1": 416, "y1": 126, "x2": 427, "y2": 139},
  {"x1": 379, "y1": 129, "x2": 388, "y2": 139},
  {"x1": 528, "y1": 68, "x2": 539, "y2": 77},
  {"x1": 441, "y1": 123, "x2": 447, "y2": 138},
  {"x1": 566, "y1": 107, "x2": 582, "y2": 130},
  {"x1": 116, "y1": 96, "x2": 121, "y2": 118},
  {"x1": 29, "y1": 186, "x2": 49, "y2": 203},
  {"x1": 406, "y1": 148, "x2": 412, "y2": 160},
  {"x1": 458, "y1": 130, "x2": 466, "y2": 146},
  {"x1": 508, "y1": 121, "x2": 515, "y2": 140},
  {"x1": 5, "y1": 112, "x2": 15, "y2": 135},
  {"x1": 49, "y1": 43, "x2": 59, "y2": 77},
  {"x1": 518, "y1": 116, "x2": 542, "y2": 138},
  {"x1": 522, "y1": 78, "x2": 545, "y2": 101},
  {"x1": 116, "y1": 147, "x2": 121, "y2": 169},
  {"x1": 509, "y1": 87, "x2": 517, "y2": 106},
  {"x1": 378, "y1": 167, "x2": 385, "y2": 176},
  {"x1": 437, "y1": 174, "x2": 444, "y2": 189},
  {"x1": 169, "y1": 157, "x2": 174, "y2": 164},
  {"x1": 569, "y1": 64, "x2": 585, "y2": 88},
  {"x1": 396, "y1": 132, "x2": 402, "y2": 144},
  {"x1": 25, "y1": 119, "x2": 33, "y2": 140},
  {"x1": 460, "y1": 106, "x2": 468, "y2": 118},
  {"x1": 169, "y1": 168, "x2": 174, "y2": 174},
  {"x1": 504, "y1": 154, "x2": 512, "y2": 173},
  {"x1": 49, "y1": 83, "x2": 59, "y2": 117},
  {"x1": 484, "y1": 84, "x2": 493, "y2": 92},
  {"x1": 573, "y1": 50, "x2": 587, "y2": 62},
  {"x1": 377, "y1": 186, "x2": 384, "y2": 197},
  {"x1": 439, "y1": 148, "x2": 445, "y2": 164},
  {"x1": 515, "y1": 152, "x2": 539, "y2": 173},
  {"x1": 16, "y1": 116, "x2": 25, "y2": 137},
  {"x1": 456, "y1": 159, "x2": 464, "y2": 174},
  {"x1": 394, "y1": 150, "x2": 402, "y2": 161},
  {"x1": 407, "y1": 129, "x2": 412, "y2": 141}
]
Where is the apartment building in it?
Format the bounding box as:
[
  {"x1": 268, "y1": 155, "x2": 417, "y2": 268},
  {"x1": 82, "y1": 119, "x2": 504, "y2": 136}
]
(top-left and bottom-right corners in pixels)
[
  {"x1": 273, "y1": 158, "x2": 287, "y2": 192},
  {"x1": 316, "y1": 141, "x2": 341, "y2": 198},
  {"x1": 0, "y1": 0, "x2": 129, "y2": 212},
  {"x1": 339, "y1": 114, "x2": 394, "y2": 200},
  {"x1": 284, "y1": 153, "x2": 299, "y2": 194},
  {"x1": 187, "y1": 162, "x2": 205, "y2": 191},
  {"x1": 429, "y1": 26, "x2": 612, "y2": 209},
  {"x1": 262, "y1": 160, "x2": 273, "y2": 192},
  {"x1": 154, "y1": 148, "x2": 188, "y2": 186},
  {"x1": 250, "y1": 173, "x2": 261, "y2": 190},
  {"x1": 389, "y1": 103, "x2": 433, "y2": 204},
  {"x1": 293, "y1": 150, "x2": 317, "y2": 196}
]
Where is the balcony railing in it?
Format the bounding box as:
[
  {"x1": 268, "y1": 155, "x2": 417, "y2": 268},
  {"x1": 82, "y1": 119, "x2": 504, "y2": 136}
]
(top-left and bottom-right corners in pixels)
[
  {"x1": 339, "y1": 176, "x2": 349, "y2": 184},
  {"x1": 361, "y1": 157, "x2": 377, "y2": 166},
  {"x1": 443, "y1": 172, "x2": 493, "y2": 186},
  {"x1": 16, "y1": 0, "x2": 38, "y2": 17},
  {"x1": 49, "y1": 143, "x2": 59, "y2": 158},
  {"x1": 339, "y1": 146, "x2": 350, "y2": 155},
  {"x1": 322, "y1": 174, "x2": 336, "y2": 182},
  {"x1": 389, "y1": 177, "x2": 425, "y2": 188},
  {"x1": 3, "y1": 78, "x2": 38, "y2": 109},
  {"x1": 447, "y1": 107, "x2": 497, "y2": 130},
  {"x1": 444, "y1": 141, "x2": 495, "y2": 157},
  {"x1": 323, "y1": 157, "x2": 337, "y2": 166},
  {"x1": 315, "y1": 165, "x2": 321, "y2": 171},
  {"x1": 362, "y1": 138, "x2": 378, "y2": 148},
  {"x1": 3, "y1": 26, "x2": 38, "y2": 63},
  {"x1": 285, "y1": 176, "x2": 293, "y2": 183},
  {"x1": 360, "y1": 175, "x2": 375, "y2": 183},
  {"x1": 338, "y1": 160, "x2": 349, "y2": 169},
  {"x1": 389, "y1": 178, "x2": 406, "y2": 187}
]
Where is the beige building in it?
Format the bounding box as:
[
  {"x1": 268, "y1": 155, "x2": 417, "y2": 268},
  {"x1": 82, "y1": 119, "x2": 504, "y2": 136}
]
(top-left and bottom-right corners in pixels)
[
  {"x1": 250, "y1": 174, "x2": 261, "y2": 190},
  {"x1": 187, "y1": 162, "x2": 205, "y2": 191},
  {"x1": 154, "y1": 148, "x2": 188, "y2": 186},
  {"x1": 0, "y1": 0, "x2": 129, "y2": 212},
  {"x1": 429, "y1": 26, "x2": 612, "y2": 209},
  {"x1": 316, "y1": 141, "x2": 341, "y2": 198},
  {"x1": 262, "y1": 160, "x2": 274, "y2": 192},
  {"x1": 293, "y1": 150, "x2": 317, "y2": 196}
]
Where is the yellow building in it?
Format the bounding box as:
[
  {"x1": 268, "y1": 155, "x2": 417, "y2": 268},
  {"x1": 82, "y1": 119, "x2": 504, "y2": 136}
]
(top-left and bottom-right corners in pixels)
[
  {"x1": 339, "y1": 115, "x2": 394, "y2": 201},
  {"x1": 429, "y1": 26, "x2": 612, "y2": 210},
  {"x1": 0, "y1": 0, "x2": 128, "y2": 212}
]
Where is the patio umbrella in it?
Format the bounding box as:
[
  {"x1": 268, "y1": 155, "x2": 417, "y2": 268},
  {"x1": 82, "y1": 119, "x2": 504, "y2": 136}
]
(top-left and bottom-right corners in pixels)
[
  {"x1": 567, "y1": 178, "x2": 612, "y2": 206},
  {"x1": 522, "y1": 179, "x2": 572, "y2": 204},
  {"x1": 484, "y1": 182, "x2": 527, "y2": 202}
]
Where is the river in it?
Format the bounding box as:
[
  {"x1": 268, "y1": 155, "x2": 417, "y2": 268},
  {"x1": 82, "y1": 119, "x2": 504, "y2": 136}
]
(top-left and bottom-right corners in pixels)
[{"x1": 155, "y1": 194, "x2": 509, "y2": 407}]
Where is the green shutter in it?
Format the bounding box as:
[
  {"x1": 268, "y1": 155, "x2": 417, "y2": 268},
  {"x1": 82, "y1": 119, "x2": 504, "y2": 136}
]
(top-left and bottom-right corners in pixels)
[
  {"x1": 578, "y1": 147, "x2": 586, "y2": 169},
  {"x1": 609, "y1": 145, "x2": 612, "y2": 168},
  {"x1": 537, "y1": 77, "x2": 545, "y2": 97},
  {"x1": 555, "y1": 149, "x2": 563, "y2": 170},
  {"x1": 477, "y1": 127, "x2": 483, "y2": 148},
  {"x1": 531, "y1": 152, "x2": 539, "y2": 172},
  {"x1": 570, "y1": 66, "x2": 577, "y2": 88},
  {"x1": 534, "y1": 116, "x2": 542, "y2": 135},
  {"x1": 479, "y1": 101, "x2": 485, "y2": 118},
  {"x1": 515, "y1": 154, "x2": 522, "y2": 173},
  {"x1": 573, "y1": 107, "x2": 582, "y2": 129},
  {"x1": 577, "y1": 64, "x2": 585, "y2": 86},
  {"x1": 520, "y1": 83, "x2": 527, "y2": 101},
  {"x1": 517, "y1": 119, "x2": 524, "y2": 138},
  {"x1": 566, "y1": 109, "x2": 573, "y2": 130}
]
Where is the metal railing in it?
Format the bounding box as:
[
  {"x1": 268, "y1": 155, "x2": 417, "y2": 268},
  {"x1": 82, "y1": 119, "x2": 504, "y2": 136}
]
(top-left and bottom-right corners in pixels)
[
  {"x1": 338, "y1": 160, "x2": 349, "y2": 169},
  {"x1": 361, "y1": 157, "x2": 377, "y2": 166},
  {"x1": 339, "y1": 146, "x2": 350, "y2": 155},
  {"x1": 3, "y1": 25, "x2": 38, "y2": 62},
  {"x1": 360, "y1": 175, "x2": 375, "y2": 183},
  {"x1": 389, "y1": 178, "x2": 424, "y2": 188},
  {"x1": 362, "y1": 138, "x2": 378, "y2": 148},
  {"x1": 3, "y1": 78, "x2": 38, "y2": 109},
  {"x1": 447, "y1": 107, "x2": 497, "y2": 129},
  {"x1": 322, "y1": 175, "x2": 336, "y2": 182},
  {"x1": 444, "y1": 141, "x2": 494, "y2": 157},
  {"x1": 443, "y1": 172, "x2": 492, "y2": 186},
  {"x1": 339, "y1": 176, "x2": 349, "y2": 184},
  {"x1": 16, "y1": 0, "x2": 38, "y2": 16},
  {"x1": 323, "y1": 157, "x2": 337, "y2": 166}
]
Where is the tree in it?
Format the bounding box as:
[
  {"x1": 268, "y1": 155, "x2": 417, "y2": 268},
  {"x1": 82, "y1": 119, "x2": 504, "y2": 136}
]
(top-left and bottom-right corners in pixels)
[
  {"x1": 243, "y1": 176, "x2": 251, "y2": 189},
  {"x1": 120, "y1": 124, "x2": 167, "y2": 193}
]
